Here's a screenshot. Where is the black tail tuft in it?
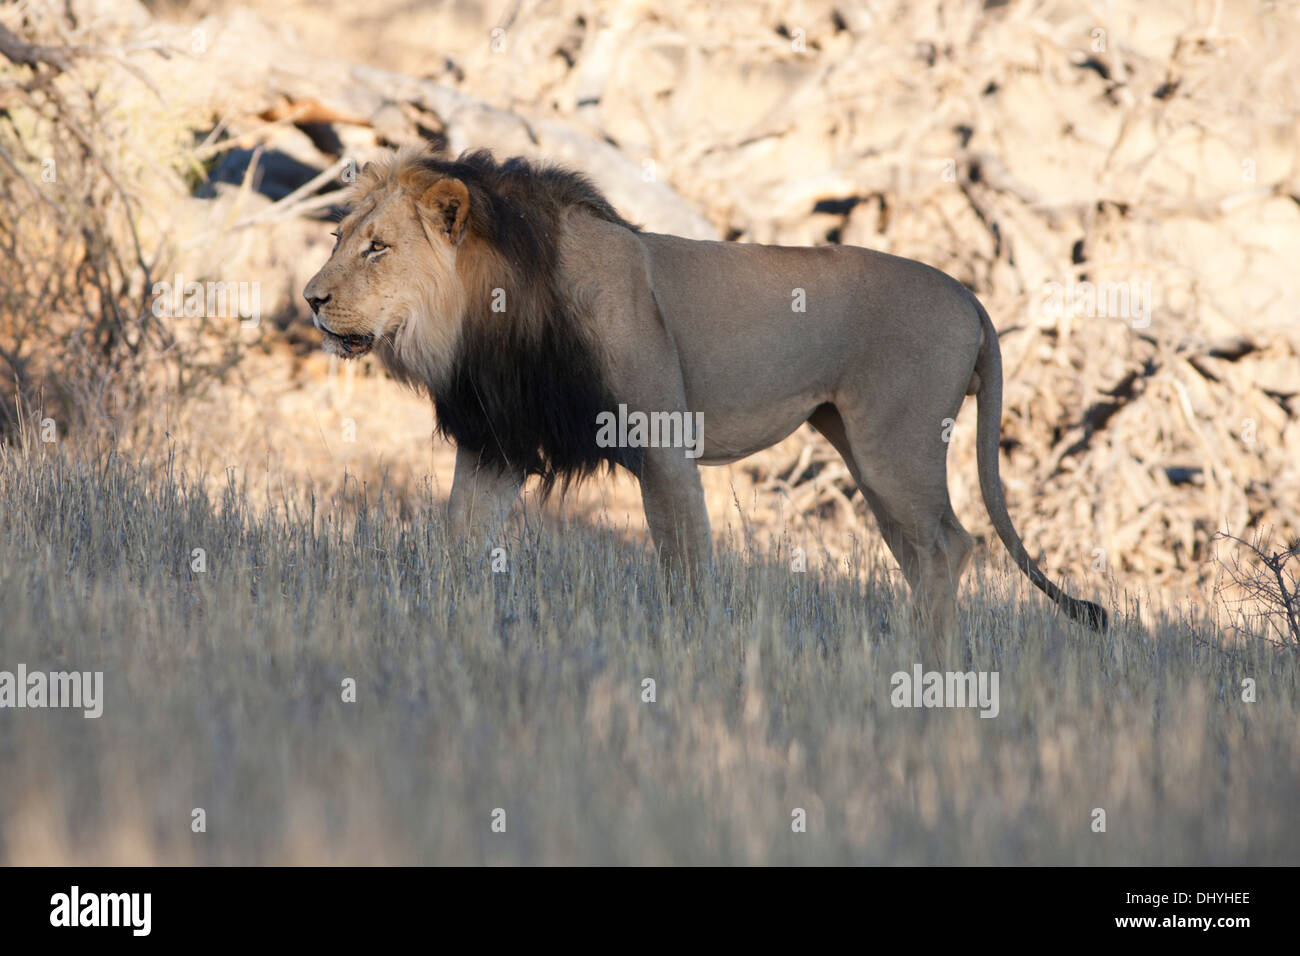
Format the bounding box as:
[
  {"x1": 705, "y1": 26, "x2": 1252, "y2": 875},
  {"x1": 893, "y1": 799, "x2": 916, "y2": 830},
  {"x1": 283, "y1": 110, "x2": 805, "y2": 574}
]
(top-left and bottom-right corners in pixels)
[{"x1": 1067, "y1": 598, "x2": 1109, "y2": 632}]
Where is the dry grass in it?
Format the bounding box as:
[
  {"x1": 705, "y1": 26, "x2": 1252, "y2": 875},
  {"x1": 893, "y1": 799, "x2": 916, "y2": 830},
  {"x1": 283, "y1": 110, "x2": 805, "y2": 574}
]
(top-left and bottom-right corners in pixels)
[{"x1": 2, "y1": 443, "x2": 1296, "y2": 865}]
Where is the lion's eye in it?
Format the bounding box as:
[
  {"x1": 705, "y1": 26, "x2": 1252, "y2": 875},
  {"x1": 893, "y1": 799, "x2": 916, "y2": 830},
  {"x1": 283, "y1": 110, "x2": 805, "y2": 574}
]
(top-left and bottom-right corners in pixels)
[{"x1": 364, "y1": 239, "x2": 388, "y2": 257}]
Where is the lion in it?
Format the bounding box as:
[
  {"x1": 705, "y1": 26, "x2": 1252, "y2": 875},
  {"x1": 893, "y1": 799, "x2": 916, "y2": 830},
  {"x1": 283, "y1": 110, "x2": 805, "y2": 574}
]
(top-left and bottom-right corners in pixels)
[{"x1": 303, "y1": 146, "x2": 1107, "y2": 650}]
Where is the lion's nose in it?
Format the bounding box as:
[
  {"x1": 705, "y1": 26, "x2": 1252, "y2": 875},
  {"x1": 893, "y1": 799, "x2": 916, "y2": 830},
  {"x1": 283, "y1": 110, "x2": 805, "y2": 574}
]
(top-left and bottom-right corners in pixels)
[{"x1": 305, "y1": 292, "x2": 330, "y2": 313}]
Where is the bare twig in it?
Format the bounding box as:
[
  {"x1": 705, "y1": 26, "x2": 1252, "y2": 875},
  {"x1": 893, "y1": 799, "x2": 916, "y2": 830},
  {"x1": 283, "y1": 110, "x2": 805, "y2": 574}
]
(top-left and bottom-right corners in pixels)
[
  {"x1": 1213, "y1": 531, "x2": 1300, "y2": 648},
  {"x1": 0, "y1": 23, "x2": 71, "y2": 72}
]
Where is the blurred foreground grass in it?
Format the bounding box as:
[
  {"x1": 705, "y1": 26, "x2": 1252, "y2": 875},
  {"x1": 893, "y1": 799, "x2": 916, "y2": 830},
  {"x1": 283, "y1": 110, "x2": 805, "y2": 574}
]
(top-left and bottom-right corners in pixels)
[{"x1": 0, "y1": 445, "x2": 1296, "y2": 864}]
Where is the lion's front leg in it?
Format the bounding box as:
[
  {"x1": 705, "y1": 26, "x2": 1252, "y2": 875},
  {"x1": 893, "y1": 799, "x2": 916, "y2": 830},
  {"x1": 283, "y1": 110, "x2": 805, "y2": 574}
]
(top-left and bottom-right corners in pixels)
[
  {"x1": 447, "y1": 444, "x2": 524, "y2": 549},
  {"x1": 638, "y1": 448, "x2": 712, "y2": 584}
]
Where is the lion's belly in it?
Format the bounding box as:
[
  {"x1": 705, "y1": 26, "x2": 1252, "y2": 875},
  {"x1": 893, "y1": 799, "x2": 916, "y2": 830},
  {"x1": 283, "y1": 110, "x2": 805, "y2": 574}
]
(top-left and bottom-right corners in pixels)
[{"x1": 686, "y1": 396, "x2": 827, "y2": 465}]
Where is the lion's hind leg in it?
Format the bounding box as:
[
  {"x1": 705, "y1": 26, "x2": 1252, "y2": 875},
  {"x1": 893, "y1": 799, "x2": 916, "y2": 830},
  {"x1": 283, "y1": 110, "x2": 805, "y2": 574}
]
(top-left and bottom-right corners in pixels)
[
  {"x1": 862, "y1": 490, "x2": 972, "y2": 665},
  {"x1": 808, "y1": 403, "x2": 972, "y2": 665},
  {"x1": 807, "y1": 403, "x2": 922, "y2": 591}
]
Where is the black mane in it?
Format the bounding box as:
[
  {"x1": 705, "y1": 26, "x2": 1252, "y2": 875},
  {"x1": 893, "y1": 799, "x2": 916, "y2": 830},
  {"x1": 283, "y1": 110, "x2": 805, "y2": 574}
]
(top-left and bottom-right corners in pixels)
[{"x1": 421, "y1": 151, "x2": 644, "y2": 493}]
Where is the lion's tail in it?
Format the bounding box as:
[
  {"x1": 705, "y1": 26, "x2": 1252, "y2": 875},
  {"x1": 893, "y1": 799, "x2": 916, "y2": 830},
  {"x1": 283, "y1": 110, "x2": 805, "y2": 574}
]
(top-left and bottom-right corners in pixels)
[{"x1": 972, "y1": 300, "x2": 1108, "y2": 631}]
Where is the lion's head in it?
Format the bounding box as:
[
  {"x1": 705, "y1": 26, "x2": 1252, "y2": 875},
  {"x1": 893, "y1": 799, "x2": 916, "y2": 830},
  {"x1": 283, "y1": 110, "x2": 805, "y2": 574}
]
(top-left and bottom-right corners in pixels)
[
  {"x1": 303, "y1": 147, "x2": 476, "y2": 386},
  {"x1": 302, "y1": 146, "x2": 643, "y2": 490}
]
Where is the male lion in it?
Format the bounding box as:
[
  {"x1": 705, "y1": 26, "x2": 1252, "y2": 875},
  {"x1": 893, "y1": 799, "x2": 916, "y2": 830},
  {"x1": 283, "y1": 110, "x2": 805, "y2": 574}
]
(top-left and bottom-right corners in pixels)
[{"x1": 303, "y1": 146, "x2": 1106, "y2": 647}]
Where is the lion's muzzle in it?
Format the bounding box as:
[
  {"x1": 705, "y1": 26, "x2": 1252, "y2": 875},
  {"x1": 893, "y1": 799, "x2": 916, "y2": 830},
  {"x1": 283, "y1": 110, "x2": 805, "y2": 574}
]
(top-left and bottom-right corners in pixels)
[{"x1": 316, "y1": 319, "x2": 375, "y2": 357}]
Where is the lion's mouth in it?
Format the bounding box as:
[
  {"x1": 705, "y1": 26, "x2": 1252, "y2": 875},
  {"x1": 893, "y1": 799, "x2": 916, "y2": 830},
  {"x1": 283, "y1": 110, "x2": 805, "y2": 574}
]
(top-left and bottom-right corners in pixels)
[{"x1": 321, "y1": 327, "x2": 375, "y2": 357}]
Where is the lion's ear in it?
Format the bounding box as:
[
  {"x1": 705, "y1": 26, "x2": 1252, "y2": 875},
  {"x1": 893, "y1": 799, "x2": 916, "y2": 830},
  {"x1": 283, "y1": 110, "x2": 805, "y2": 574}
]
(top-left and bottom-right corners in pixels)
[{"x1": 418, "y1": 179, "x2": 470, "y2": 244}]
